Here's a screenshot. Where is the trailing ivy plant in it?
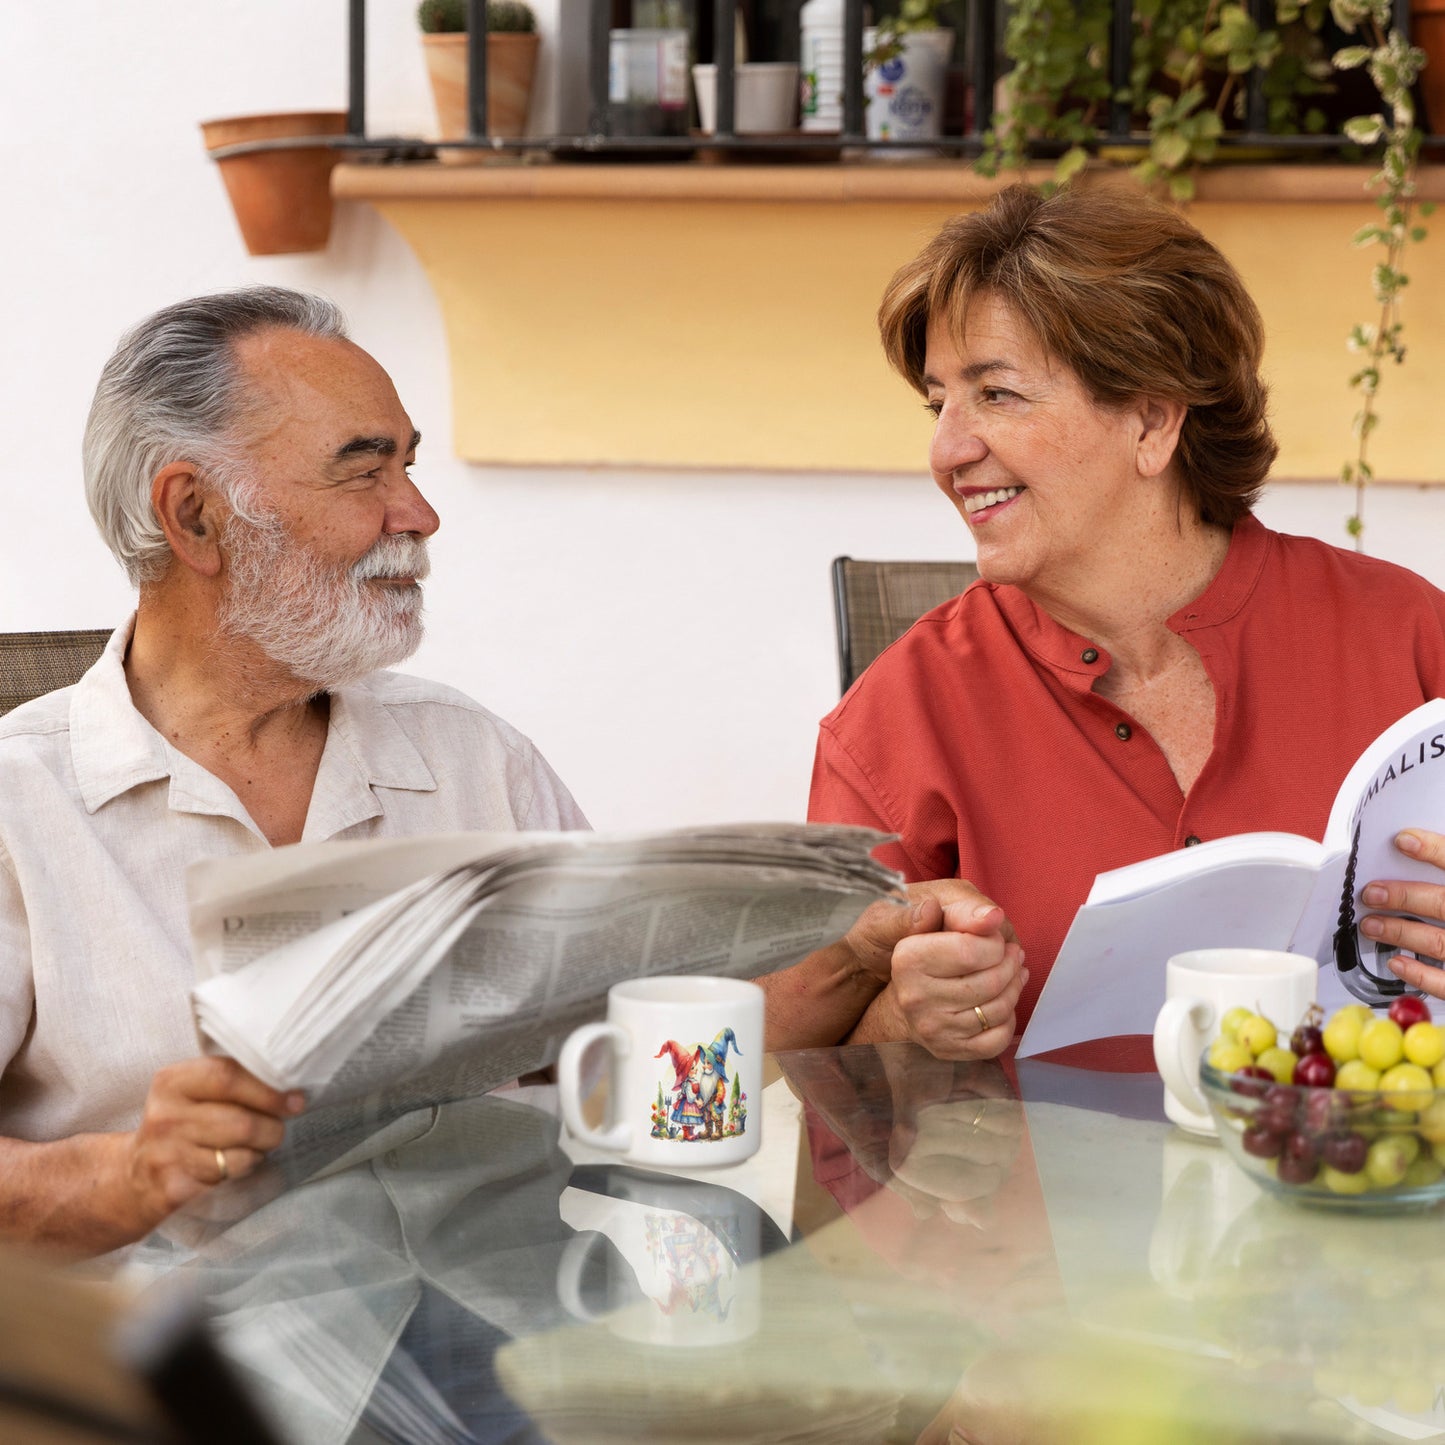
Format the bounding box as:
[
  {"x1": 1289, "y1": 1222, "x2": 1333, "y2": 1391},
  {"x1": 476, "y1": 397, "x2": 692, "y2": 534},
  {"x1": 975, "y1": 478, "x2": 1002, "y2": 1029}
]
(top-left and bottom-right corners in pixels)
[
  {"x1": 1332, "y1": 0, "x2": 1429, "y2": 548},
  {"x1": 978, "y1": 0, "x2": 1332, "y2": 197}
]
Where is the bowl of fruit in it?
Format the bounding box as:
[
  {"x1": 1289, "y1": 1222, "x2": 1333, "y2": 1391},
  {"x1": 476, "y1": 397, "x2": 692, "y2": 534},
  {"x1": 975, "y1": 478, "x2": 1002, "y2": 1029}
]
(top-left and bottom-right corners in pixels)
[{"x1": 1197, "y1": 995, "x2": 1445, "y2": 1210}]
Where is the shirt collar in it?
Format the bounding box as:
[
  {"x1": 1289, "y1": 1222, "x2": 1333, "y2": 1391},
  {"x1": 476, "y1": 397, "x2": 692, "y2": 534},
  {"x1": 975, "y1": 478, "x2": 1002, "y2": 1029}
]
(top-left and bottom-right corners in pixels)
[
  {"x1": 71, "y1": 616, "x2": 171, "y2": 813},
  {"x1": 991, "y1": 513, "x2": 1272, "y2": 688},
  {"x1": 71, "y1": 616, "x2": 438, "y2": 830}
]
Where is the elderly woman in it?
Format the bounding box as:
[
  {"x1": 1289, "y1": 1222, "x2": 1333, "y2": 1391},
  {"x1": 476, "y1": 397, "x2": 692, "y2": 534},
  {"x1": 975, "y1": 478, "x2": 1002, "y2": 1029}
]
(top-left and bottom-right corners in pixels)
[{"x1": 776, "y1": 182, "x2": 1445, "y2": 1069}]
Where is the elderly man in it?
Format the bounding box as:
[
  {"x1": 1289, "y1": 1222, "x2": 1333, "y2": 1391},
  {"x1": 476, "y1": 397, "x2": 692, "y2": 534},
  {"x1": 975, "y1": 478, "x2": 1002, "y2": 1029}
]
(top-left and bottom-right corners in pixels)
[
  {"x1": 0, "y1": 287, "x2": 1000, "y2": 1257},
  {"x1": 0, "y1": 288, "x2": 591, "y2": 1255}
]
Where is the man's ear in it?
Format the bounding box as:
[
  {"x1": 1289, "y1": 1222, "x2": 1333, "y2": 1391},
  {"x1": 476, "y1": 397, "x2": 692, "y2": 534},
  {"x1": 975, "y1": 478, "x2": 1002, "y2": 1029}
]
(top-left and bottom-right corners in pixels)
[
  {"x1": 1135, "y1": 396, "x2": 1187, "y2": 479},
  {"x1": 151, "y1": 463, "x2": 224, "y2": 578}
]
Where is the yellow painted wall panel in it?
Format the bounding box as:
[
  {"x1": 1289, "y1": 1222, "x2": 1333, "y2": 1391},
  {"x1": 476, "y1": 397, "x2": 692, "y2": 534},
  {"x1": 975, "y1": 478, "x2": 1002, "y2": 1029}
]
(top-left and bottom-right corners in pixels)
[{"x1": 367, "y1": 179, "x2": 1445, "y2": 481}]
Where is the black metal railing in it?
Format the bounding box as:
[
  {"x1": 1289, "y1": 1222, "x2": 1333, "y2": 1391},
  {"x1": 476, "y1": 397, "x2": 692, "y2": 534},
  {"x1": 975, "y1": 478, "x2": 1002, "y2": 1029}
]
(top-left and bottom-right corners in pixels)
[{"x1": 203, "y1": 0, "x2": 1431, "y2": 164}]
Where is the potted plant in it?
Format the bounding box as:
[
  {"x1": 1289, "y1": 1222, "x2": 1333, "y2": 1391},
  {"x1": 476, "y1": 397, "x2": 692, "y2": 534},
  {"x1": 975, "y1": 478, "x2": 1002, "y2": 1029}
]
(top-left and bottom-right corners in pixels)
[
  {"x1": 979, "y1": 0, "x2": 1336, "y2": 196},
  {"x1": 418, "y1": 0, "x2": 540, "y2": 143},
  {"x1": 864, "y1": 0, "x2": 956, "y2": 142},
  {"x1": 200, "y1": 110, "x2": 349, "y2": 255}
]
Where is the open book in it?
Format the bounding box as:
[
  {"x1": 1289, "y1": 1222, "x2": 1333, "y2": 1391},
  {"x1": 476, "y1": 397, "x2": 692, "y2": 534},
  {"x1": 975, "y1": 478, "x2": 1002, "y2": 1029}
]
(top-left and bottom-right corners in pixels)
[
  {"x1": 187, "y1": 823, "x2": 901, "y2": 1109},
  {"x1": 1017, "y1": 697, "x2": 1445, "y2": 1058}
]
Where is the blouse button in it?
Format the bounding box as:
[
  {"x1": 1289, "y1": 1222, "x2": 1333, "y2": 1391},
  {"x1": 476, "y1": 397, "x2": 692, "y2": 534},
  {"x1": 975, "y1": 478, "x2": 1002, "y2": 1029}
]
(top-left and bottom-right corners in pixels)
[
  {"x1": 1185, "y1": 835, "x2": 1202, "y2": 846},
  {"x1": 1114, "y1": 722, "x2": 1132, "y2": 741},
  {"x1": 1081, "y1": 648, "x2": 1099, "y2": 663}
]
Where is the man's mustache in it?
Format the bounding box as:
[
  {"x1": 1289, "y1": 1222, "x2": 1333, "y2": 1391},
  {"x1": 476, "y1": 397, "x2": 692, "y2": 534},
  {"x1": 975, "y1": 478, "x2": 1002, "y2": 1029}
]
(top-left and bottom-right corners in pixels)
[{"x1": 351, "y1": 535, "x2": 430, "y2": 582}]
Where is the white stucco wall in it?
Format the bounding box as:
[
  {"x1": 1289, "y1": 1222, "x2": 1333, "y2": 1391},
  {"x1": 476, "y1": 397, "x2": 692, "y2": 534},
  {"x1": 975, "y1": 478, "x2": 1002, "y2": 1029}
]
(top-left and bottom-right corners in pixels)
[{"x1": 3, "y1": 1, "x2": 1444, "y2": 831}]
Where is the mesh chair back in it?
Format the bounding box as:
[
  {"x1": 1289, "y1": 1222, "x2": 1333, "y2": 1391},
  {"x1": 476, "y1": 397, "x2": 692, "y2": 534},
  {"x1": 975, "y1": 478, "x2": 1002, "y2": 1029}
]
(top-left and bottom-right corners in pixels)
[
  {"x1": 832, "y1": 557, "x2": 979, "y2": 694},
  {"x1": 0, "y1": 629, "x2": 112, "y2": 716}
]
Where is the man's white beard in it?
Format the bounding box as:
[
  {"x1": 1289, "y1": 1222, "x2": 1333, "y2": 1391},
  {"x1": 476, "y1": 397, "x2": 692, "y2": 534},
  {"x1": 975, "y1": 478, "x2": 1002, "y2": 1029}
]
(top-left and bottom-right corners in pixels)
[{"x1": 217, "y1": 509, "x2": 430, "y2": 688}]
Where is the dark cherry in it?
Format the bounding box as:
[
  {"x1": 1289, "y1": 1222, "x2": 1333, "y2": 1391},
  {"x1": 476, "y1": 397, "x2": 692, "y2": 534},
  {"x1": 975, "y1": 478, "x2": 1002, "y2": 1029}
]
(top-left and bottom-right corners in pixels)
[
  {"x1": 1242, "y1": 1124, "x2": 1285, "y2": 1158},
  {"x1": 1293, "y1": 1052, "x2": 1337, "y2": 1089},
  {"x1": 1283, "y1": 1131, "x2": 1319, "y2": 1166},
  {"x1": 1302, "y1": 1087, "x2": 1347, "y2": 1136},
  {"x1": 1278, "y1": 1153, "x2": 1322, "y2": 1185},
  {"x1": 1291, "y1": 1023, "x2": 1325, "y2": 1058},
  {"x1": 1260, "y1": 1085, "x2": 1299, "y2": 1134},
  {"x1": 1231, "y1": 1066, "x2": 1275, "y2": 1099},
  {"x1": 1389, "y1": 996, "x2": 1432, "y2": 1030},
  {"x1": 1321, "y1": 1132, "x2": 1368, "y2": 1173}
]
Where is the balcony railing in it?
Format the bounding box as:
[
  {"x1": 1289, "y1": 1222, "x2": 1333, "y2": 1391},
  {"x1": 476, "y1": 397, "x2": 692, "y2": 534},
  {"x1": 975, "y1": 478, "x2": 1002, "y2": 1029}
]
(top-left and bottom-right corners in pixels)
[{"x1": 202, "y1": 0, "x2": 1433, "y2": 164}]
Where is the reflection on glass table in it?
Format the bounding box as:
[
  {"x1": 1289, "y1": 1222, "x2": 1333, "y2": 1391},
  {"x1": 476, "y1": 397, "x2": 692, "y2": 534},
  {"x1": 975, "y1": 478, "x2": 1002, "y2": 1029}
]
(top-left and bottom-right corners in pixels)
[{"x1": 118, "y1": 1043, "x2": 1445, "y2": 1444}]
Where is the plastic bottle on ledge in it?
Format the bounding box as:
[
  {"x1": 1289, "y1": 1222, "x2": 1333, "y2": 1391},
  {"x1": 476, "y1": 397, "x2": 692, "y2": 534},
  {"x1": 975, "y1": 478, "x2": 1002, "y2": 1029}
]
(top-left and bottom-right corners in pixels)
[{"x1": 799, "y1": 0, "x2": 845, "y2": 133}]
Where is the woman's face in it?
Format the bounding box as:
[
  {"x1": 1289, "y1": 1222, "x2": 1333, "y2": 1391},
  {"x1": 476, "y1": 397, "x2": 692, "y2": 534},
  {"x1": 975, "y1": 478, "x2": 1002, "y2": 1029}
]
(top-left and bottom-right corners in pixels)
[{"x1": 923, "y1": 295, "x2": 1162, "y2": 601}]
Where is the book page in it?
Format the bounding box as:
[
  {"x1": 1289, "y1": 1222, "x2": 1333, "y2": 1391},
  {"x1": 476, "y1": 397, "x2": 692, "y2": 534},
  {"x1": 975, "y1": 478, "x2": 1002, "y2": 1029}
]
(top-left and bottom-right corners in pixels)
[
  {"x1": 1312, "y1": 696, "x2": 1445, "y2": 1006},
  {"x1": 1017, "y1": 857, "x2": 1322, "y2": 1058}
]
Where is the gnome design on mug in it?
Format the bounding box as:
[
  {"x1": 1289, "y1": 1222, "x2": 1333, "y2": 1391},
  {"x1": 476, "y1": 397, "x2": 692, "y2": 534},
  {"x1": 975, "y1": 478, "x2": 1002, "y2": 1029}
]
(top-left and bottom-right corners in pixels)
[{"x1": 652, "y1": 1028, "x2": 748, "y2": 1142}]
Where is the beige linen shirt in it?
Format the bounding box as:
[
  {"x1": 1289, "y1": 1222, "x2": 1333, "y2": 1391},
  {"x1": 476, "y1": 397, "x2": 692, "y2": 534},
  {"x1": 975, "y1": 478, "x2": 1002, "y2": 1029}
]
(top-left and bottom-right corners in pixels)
[{"x1": 0, "y1": 620, "x2": 587, "y2": 1143}]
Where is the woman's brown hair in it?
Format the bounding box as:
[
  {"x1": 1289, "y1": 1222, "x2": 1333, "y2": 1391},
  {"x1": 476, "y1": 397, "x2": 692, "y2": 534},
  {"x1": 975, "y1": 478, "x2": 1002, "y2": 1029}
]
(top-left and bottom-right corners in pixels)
[{"x1": 878, "y1": 182, "x2": 1278, "y2": 525}]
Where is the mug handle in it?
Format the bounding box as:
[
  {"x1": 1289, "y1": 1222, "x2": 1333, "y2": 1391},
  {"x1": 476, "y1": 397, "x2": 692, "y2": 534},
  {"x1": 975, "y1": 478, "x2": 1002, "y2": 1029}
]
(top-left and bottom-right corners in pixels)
[
  {"x1": 556, "y1": 1230, "x2": 609, "y2": 1323},
  {"x1": 1152, "y1": 995, "x2": 1215, "y2": 1118},
  {"x1": 558, "y1": 1021, "x2": 631, "y2": 1152}
]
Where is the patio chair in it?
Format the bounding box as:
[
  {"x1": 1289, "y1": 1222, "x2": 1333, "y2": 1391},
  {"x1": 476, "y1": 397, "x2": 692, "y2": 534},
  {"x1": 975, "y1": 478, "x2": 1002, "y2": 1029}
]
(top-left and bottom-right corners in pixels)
[
  {"x1": 831, "y1": 557, "x2": 978, "y2": 694},
  {"x1": 0, "y1": 1242, "x2": 282, "y2": 1445},
  {"x1": 0, "y1": 629, "x2": 112, "y2": 716}
]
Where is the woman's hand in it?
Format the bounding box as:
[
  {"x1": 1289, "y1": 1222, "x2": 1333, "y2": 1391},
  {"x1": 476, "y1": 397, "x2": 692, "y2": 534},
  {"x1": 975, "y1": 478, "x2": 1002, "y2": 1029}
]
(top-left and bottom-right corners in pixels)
[
  {"x1": 852, "y1": 897, "x2": 1028, "y2": 1060},
  {"x1": 1360, "y1": 828, "x2": 1445, "y2": 999}
]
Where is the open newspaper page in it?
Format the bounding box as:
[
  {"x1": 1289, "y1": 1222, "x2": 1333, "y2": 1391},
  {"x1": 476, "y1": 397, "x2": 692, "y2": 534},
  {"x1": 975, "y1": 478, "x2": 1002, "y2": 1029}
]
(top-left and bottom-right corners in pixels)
[{"x1": 187, "y1": 825, "x2": 902, "y2": 1117}]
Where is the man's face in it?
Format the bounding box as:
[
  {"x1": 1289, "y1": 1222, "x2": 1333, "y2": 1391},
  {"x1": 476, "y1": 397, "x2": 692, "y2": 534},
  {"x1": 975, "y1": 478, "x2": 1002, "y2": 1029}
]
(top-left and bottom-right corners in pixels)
[{"x1": 213, "y1": 329, "x2": 441, "y2": 687}]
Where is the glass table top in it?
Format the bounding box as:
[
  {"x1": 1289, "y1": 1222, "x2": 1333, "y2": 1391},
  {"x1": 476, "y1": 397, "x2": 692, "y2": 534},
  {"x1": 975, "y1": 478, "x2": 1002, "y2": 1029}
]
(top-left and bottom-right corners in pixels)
[{"x1": 123, "y1": 1043, "x2": 1445, "y2": 1444}]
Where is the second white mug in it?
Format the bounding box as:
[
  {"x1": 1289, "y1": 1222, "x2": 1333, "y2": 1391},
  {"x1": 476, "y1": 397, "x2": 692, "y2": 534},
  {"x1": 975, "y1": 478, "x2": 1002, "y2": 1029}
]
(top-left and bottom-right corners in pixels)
[{"x1": 1152, "y1": 947, "x2": 1317, "y2": 1135}]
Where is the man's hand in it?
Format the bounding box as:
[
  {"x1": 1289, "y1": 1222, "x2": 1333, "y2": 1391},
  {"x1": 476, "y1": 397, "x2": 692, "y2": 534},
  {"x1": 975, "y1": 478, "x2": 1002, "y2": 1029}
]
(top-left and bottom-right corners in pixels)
[
  {"x1": 1360, "y1": 828, "x2": 1445, "y2": 999},
  {"x1": 120, "y1": 1057, "x2": 305, "y2": 1235},
  {"x1": 0, "y1": 1056, "x2": 304, "y2": 1258}
]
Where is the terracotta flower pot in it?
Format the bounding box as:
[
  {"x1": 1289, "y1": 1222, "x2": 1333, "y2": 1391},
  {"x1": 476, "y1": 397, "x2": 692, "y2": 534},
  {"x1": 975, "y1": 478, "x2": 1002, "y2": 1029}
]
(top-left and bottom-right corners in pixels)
[
  {"x1": 201, "y1": 111, "x2": 348, "y2": 256},
  {"x1": 422, "y1": 31, "x2": 541, "y2": 142}
]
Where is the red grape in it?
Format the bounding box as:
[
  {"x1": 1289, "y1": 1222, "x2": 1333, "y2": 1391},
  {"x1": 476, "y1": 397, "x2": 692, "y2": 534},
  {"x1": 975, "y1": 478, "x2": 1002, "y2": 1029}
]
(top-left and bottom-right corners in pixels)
[
  {"x1": 1242, "y1": 1124, "x2": 1285, "y2": 1158},
  {"x1": 1231, "y1": 1066, "x2": 1275, "y2": 1099},
  {"x1": 1260, "y1": 1085, "x2": 1298, "y2": 1134},
  {"x1": 1389, "y1": 996, "x2": 1432, "y2": 1030},
  {"x1": 1321, "y1": 1132, "x2": 1368, "y2": 1173},
  {"x1": 1303, "y1": 1087, "x2": 1347, "y2": 1135},
  {"x1": 1278, "y1": 1149, "x2": 1320, "y2": 1185},
  {"x1": 1293, "y1": 1052, "x2": 1337, "y2": 1089},
  {"x1": 1291, "y1": 1023, "x2": 1325, "y2": 1058}
]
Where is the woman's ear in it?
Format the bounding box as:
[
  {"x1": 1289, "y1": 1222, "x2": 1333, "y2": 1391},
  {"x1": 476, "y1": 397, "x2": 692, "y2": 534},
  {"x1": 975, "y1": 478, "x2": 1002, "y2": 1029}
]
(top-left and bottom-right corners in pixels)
[
  {"x1": 151, "y1": 464, "x2": 224, "y2": 578},
  {"x1": 1135, "y1": 396, "x2": 1187, "y2": 478}
]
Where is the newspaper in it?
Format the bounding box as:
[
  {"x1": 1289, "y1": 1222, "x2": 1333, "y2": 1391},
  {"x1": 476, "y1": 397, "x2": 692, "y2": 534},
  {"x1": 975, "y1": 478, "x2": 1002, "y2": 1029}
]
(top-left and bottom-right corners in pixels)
[{"x1": 187, "y1": 824, "x2": 902, "y2": 1110}]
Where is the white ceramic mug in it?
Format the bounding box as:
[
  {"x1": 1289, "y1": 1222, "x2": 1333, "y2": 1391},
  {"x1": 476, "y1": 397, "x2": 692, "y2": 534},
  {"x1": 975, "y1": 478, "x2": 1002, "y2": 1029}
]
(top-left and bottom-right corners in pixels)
[
  {"x1": 558, "y1": 976, "x2": 764, "y2": 1168},
  {"x1": 1152, "y1": 948, "x2": 1317, "y2": 1136}
]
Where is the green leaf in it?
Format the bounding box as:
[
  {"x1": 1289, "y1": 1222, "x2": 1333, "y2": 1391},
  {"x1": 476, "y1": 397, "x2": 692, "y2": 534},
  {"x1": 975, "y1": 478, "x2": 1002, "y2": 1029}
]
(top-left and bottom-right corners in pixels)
[
  {"x1": 1153, "y1": 131, "x2": 1192, "y2": 169},
  {"x1": 1333, "y1": 45, "x2": 1372, "y2": 69},
  {"x1": 1342, "y1": 114, "x2": 1384, "y2": 144},
  {"x1": 1056, "y1": 147, "x2": 1090, "y2": 183},
  {"x1": 1169, "y1": 171, "x2": 1196, "y2": 202}
]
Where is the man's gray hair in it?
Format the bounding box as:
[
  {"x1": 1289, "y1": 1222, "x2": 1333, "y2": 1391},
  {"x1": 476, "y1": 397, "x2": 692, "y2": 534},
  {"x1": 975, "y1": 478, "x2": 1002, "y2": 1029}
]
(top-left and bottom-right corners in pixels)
[{"x1": 83, "y1": 286, "x2": 348, "y2": 585}]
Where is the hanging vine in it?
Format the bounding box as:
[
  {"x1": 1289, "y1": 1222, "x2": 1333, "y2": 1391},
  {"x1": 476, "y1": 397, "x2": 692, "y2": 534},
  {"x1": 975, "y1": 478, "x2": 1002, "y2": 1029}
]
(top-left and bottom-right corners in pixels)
[{"x1": 1332, "y1": 0, "x2": 1429, "y2": 549}]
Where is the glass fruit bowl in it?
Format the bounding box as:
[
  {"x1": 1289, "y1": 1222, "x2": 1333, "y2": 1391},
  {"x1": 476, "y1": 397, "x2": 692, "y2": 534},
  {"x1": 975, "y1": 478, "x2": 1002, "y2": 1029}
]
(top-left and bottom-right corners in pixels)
[{"x1": 1199, "y1": 1057, "x2": 1445, "y2": 1211}]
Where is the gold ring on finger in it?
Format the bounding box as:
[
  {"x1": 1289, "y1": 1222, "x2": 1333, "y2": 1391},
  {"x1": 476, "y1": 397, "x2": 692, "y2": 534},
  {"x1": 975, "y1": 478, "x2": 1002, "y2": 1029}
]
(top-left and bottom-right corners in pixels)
[
  {"x1": 974, "y1": 1004, "x2": 989, "y2": 1032},
  {"x1": 214, "y1": 1147, "x2": 229, "y2": 1183}
]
